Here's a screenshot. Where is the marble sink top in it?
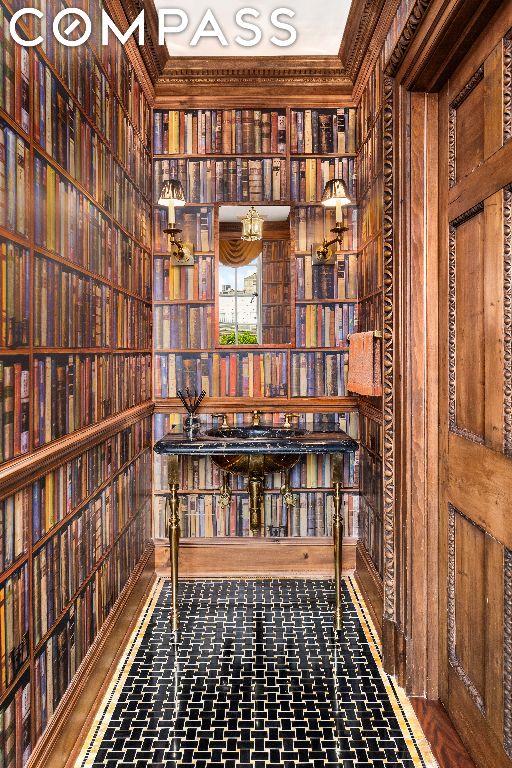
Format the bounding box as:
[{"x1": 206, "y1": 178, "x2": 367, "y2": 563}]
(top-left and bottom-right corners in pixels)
[
  {"x1": 153, "y1": 429, "x2": 358, "y2": 455},
  {"x1": 204, "y1": 425, "x2": 307, "y2": 440}
]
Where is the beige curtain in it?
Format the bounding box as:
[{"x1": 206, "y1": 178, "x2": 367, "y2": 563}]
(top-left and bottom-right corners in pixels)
[{"x1": 219, "y1": 239, "x2": 261, "y2": 266}]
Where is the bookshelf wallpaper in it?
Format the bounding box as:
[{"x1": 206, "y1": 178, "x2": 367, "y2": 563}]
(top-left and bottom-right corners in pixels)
[
  {"x1": 152, "y1": 107, "x2": 361, "y2": 543},
  {"x1": 0, "y1": 0, "x2": 153, "y2": 761},
  {"x1": 357, "y1": 56, "x2": 385, "y2": 579}
]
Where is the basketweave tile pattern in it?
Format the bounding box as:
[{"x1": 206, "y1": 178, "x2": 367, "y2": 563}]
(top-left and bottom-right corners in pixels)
[{"x1": 75, "y1": 578, "x2": 438, "y2": 768}]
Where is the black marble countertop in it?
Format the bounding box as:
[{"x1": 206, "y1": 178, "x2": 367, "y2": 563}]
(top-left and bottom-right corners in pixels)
[{"x1": 153, "y1": 430, "x2": 358, "y2": 456}]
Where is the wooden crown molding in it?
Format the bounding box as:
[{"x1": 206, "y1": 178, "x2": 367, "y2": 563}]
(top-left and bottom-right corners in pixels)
[
  {"x1": 113, "y1": 0, "x2": 168, "y2": 90},
  {"x1": 339, "y1": 0, "x2": 388, "y2": 82},
  {"x1": 155, "y1": 56, "x2": 353, "y2": 105}
]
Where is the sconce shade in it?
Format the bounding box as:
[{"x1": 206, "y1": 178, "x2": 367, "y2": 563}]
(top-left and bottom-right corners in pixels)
[
  {"x1": 321, "y1": 178, "x2": 352, "y2": 208},
  {"x1": 241, "y1": 206, "x2": 264, "y2": 242},
  {"x1": 158, "y1": 179, "x2": 186, "y2": 207}
]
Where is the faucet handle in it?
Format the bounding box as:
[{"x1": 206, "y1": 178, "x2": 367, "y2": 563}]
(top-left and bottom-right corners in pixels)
[
  {"x1": 212, "y1": 413, "x2": 229, "y2": 428},
  {"x1": 252, "y1": 410, "x2": 261, "y2": 426},
  {"x1": 283, "y1": 413, "x2": 300, "y2": 428}
]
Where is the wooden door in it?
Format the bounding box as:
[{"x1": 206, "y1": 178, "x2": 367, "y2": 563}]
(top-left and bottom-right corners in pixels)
[{"x1": 438, "y1": 6, "x2": 512, "y2": 766}]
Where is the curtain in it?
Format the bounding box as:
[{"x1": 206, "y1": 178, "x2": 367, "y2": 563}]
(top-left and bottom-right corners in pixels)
[{"x1": 219, "y1": 239, "x2": 261, "y2": 266}]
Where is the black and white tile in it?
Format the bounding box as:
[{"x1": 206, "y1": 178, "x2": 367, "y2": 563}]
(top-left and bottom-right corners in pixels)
[{"x1": 75, "y1": 578, "x2": 437, "y2": 767}]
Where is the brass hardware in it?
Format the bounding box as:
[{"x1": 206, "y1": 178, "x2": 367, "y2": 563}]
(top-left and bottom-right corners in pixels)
[
  {"x1": 332, "y1": 481, "x2": 343, "y2": 631},
  {"x1": 248, "y1": 473, "x2": 263, "y2": 534},
  {"x1": 280, "y1": 471, "x2": 295, "y2": 508},
  {"x1": 213, "y1": 413, "x2": 229, "y2": 428},
  {"x1": 283, "y1": 413, "x2": 300, "y2": 429},
  {"x1": 252, "y1": 410, "x2": 261, "y2": 426},
  {"x1": 168, "y1": 480, "x2": 181, "y2": 631},
  {"x1": 219, "y1": 474, "x2": 232, "y2": 509},
  {"x1": 347, "y1": 330, "x2": 382, "y2": 343}
]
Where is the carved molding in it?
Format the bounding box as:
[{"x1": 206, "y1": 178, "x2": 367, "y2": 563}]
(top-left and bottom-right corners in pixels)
[
  {"x1": 505, "y1": 188, "x2": 512, "y2": 456},
  {"x1": 447, "y1": 505, "x2": 486, "y2": 714},
  {"x1": 339, "y1": 0, "x2": 386, "y2": 83},
  {"x1": 448, "y1": 66, "x2": 485, "y2": 188},
  {"x1": 382, "y1": 74, "x2": 395, "y2": 623},
  {"x1": 156, "y1": 56, "x2": 352, "y2": 98},
  {"x1": 504, "y1": 547, "x2": 512, "y2": 758},
  {"x1": 359, "y1": 399, "x2": 384, "y2": 424},
  {"x1": 384, "y1": 0, "x2": 433, "y2": 77},
  {"x1": 505, "y1": 33, "x2": 512, "y2": 144},
  {"x1": 448, "y1": 203, "x2": 486, "y2": 444}
]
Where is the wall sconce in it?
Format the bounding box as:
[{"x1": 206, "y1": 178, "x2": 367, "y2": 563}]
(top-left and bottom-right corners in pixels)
[
  {"x1": 241, "y1": 206, "x2": 264, "y2": 242},
  {"x1": 314, "y1": 178, "x2": 352, "y2": 264},
  {"x1": 158, "y1": 180, "x2": 194, "y2": 266}
]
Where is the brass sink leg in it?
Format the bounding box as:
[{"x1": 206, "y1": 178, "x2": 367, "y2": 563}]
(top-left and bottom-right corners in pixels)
[
  {"x1": 332, "y1": 481, "x2": 343, "y2": 631},
  {"x1": 248, "y1": 473, "x2": 263, "y2": 535},
  {"x1": 168, "y1": 481, "x2": 181, "y2": 631}
]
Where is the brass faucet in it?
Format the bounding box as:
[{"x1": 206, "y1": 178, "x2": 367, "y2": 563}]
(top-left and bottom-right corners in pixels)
[
  {"x1": 283, "y1": 413, "x2": 300, "y2": 429},
  {"x1": 252, "y1": 410, "x2": 261, "y2": 426},
  {"x1": 213, "y1": 413, "x2": 229, "y2": 428}
]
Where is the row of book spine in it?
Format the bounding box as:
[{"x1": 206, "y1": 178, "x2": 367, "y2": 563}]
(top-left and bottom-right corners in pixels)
[
  {"x1": 359, "y1": 232, "x2": 383, "y2": 297},
  {"x1": 295, "y1": 254, "x2": 358, "y2": 301},
  {"x1": 113, "y1": 162, "x2": 151, "y2": 247},
  {"x1": 295, "y1": 303, "x2": 357, "y2": 348},
  {"x1": 290, "y1": 157, "x2": 356, "y2": 202},
  {"x1": 0, "y1": 672, "x2": 30, "y2": 768},
  {"x1": 0, "y1": 122, "x2": 29, "y2": 237},
  {"x1": 154, "y1": 157, "x2": 287, "y2": 205},
  {"x1": 113, "y1": 227, "x2": 152, "y2": 301},
  {"x1": 358, "y1": 114, "x2": 383, "y2": 197},
  {"x1": 154, "y1": 109, "x2": 287, "y2": 156},
  {"x1": 359, "y1": 58, "x2": 382, "y2": 142},
  {"x1": 153, "y1": 254, "x2": 214, "y2": 302},
  {"x1": 34, "y1": 508, "x2": 149, "y2": 741},
  {"x1": 360, "y1": 412, "x2": 383, "y2": 457},
  {"x1": 153, "y1": 207, "x2": 213, "y2": 254},
  {"x1": 113, "y1": 98, "x2": 151, "y2": 200},
  {"x1": 33, "y1": 450, "x2": 150, "y2": 647},
  {"x1": 154, "y1": 491, "x2": 359, "y2": 540},
  {"x1": 32, "y1": 353, "x2": 151, "y2": 447},
  {"x1": 294, "y1": 205, "x2": 358, "y2": 252},
  {"x1": 154, "y1": 351, "x2": 288, "y2": 399},
  {"x1": 0, "y1": 239, "x2": 29, "y2": 348},
  {"x1": 153, "y1": 305, "x2": 214, "y2": 350},
  {"x1": 0, "y1": 488, "x2": 28, "y2": 573},
  {"x1": 0, "y1": 563, "x2": 29, "y2": 695},
  {"x1": 32, "y1": 415, "x2": 152, "y2": 543},
  {"x1": 33, "y1": 56, "x2": 112, "y2": 211},
  {"x1": 0, "y1": 360, "x2": 29, "y2": 462},
  {"x1": 34, "y1": 155, "x2": 111, "y2": 275},
  {"x1": 0, "y1": 4, "x2": 30, "y2": 133},
  {"x1": 111, "y1": 292, "x2": 152, "y2": 349},
  {"x1": 290, "y1": 351, "x2": 349, "y2": 397},
  {"x1": 360, "y1": 176, "x2": 383, "y2": 244},
  {"x1": 32, "y1": 8, "x2": 151, "y2": 150},
  {"x1": 154, "y1": 451, "x2": 358, "y2": 495},
  {"x1": 359, "y1": 293, "x2": 383, "y2": 333},
  {"x1": 290, "y1": 108, "x2": 357, "y2": 154}
]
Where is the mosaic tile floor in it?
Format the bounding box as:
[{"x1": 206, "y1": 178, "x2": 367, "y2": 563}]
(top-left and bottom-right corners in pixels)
[{"x1": 75, "y1": 578, "x2": 438, "y2": 768}]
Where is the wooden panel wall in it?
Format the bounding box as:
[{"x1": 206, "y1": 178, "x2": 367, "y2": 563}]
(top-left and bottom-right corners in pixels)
[{"x1": 438, "y1": 5, "x2": 512, "y2": 765}]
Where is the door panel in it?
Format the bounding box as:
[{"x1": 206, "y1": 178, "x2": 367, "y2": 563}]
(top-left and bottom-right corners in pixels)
[{"x1": 439, "y1": 8, "x2": 512, "y2": 766}]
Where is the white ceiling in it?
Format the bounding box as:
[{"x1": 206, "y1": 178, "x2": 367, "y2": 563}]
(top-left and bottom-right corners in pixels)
[
  {"x1": 219, "y1": 205, "x2": 291, "y2": 222},
  {"x1": 154, "y1": 1, "x2": 351, "y2": 57}
]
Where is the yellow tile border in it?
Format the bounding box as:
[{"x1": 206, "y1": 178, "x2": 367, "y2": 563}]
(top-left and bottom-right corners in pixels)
[
  {"x1": 74, "y1": 578, "x2": 165, "y2": 767},
  {"x1": 75, "y1": 576, "x2": 439, "y2": 767},
  {"x1": 346, "y1": 575, "x2": 439, "y2": 768}
]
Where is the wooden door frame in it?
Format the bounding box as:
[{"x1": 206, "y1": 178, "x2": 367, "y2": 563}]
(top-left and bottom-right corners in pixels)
[{"x1": 377, "y1": 0, "x2": 506, "y2": 697}]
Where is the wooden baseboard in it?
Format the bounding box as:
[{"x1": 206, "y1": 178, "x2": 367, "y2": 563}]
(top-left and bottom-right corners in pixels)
[
  {"x1": 154, "y1": 537, "x2": 356, "y2": 577},
  {"x1": 27, "y1": 543, "x2": 155, "y2": 768},
  {"x1": 410, "y1": 698, "x2": 476, "y2": 768},
  {"x1": 354, "y1": 540, "x2": 384, "y2": 638}
]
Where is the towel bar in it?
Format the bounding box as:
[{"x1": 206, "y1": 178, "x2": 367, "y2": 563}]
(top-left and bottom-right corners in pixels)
[{"x1": 347, "y1": 330, "x2": 383, "y2": 343}]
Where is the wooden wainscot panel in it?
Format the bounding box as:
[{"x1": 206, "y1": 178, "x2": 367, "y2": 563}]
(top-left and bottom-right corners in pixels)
[
  {"x1": 29, "y1": 545, "x2": 155, "y2": 768},
  {"x1": 355, "y1": 541, "x2": 383, "y2": 638},
  {"x1": 447, "y1": 433, "x2": 512, "y2": 551},
  {"x1": 154, "y1": 537, "x2": 356, "y2": 577}
]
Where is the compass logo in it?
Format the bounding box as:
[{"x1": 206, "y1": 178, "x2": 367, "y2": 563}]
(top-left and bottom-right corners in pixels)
[{"x1": 9, "y1": 7, "x2": 298, "y2": 49}]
